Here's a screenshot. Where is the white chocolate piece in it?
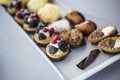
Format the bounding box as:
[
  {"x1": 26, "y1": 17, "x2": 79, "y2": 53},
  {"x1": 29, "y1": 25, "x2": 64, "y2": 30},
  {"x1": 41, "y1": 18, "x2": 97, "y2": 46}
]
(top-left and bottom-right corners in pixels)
[
  {"x1": 102, "y1": 26, "x2": 115, "y2": 36},
  {"x1": 114, "y1": 40, "x2": 120, "y2": 48}
]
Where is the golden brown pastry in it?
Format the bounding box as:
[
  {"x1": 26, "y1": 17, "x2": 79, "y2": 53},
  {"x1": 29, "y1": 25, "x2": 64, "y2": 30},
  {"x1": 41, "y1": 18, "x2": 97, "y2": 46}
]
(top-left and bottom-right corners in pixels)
[
  {"x1": 75, "y1": 20, "x2": 96, "y2": 36},
  {"x1": 66, "y1": 10, "x2": 85, "y2": 24}
]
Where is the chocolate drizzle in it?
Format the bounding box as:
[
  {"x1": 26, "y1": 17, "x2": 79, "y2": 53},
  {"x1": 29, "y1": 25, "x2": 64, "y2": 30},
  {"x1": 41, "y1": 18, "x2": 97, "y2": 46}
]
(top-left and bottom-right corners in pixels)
[
  {"x1": 76, "y1": 49, "x2": 100, "y2": 69},
  {"x1": 92, "y1": 31, "x2": 104, "y2": 38},
  {"x1": 102, "y1": 39, "x2": 115, "y2": 48}
]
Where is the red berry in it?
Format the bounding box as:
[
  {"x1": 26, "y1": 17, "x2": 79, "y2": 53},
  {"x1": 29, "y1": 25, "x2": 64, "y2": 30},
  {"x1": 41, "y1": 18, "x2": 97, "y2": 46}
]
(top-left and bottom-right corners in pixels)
[
  {"x1": 51, "y1": 39, "x2": 57, "y2": 44},
  {"x1": 20, "y1": 8, "x2": 24, "y2": 13},
  {"x1": 49, "y1": 28, "x2": 54, "y2": 36},
  {"x1": 15, "y1": 12, "x2": 22, "y2": 18},
  {"x1": 29, "y1": 13, "x2": 39, "y2": 21},
  {"x1": 43, "y1": 27, "x2": 48, "y2": 32},
  {"x1": 54, "y1": 35, "x2": 60, "y2": 40}
]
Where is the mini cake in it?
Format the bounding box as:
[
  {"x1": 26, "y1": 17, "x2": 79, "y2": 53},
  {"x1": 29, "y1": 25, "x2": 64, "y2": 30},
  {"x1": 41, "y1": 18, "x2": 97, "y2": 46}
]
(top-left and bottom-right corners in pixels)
[
  {"x1": 23, "y1": 13, "x2": 39, "y2": 32},
  {"x1": 7, "y1": 0, "x2": 25, "y2": 14},
  {"x1": 98, "y1": 36, "x2": 120, "y2": 53},
  {"x1": 0, "y1": 0, "x2": 12, "y2": 6},
  {"x1": 48, "y1": 19, "x2": 71, "y2": 33},
  {"x1": 88, "y1": 26, "x2": 117, "y2": 44},
  {"x1": 66, "y1": 10, "x2": 85, "y2": 24},
  {"x1": 75, "y1": 20, "x2": 96, "y2": 36},
  {"x1": 27, "y1": 0, "x2": 48, "y2": 13},
  {"x1": 38, "y1": 3, "x2": 61, "y2": 23},
  {"x1": 34, "y1": 24, "x2": 55, "y2": 46},
  {"x1": 60, "y1": 29, "x2": 83, "y2": 47},
  {"x1": 15, "y1": 8, "x2": 30, "y2": 25},
  {"x1": 46, "y1": 35, "x2": 70, "y2": 61}
]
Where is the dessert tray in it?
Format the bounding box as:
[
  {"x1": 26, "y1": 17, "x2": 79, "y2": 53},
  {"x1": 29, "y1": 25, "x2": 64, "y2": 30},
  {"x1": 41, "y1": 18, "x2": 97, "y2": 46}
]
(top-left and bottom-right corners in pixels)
[{"x1": 1, "y1": 0, "x2": 120, "y2": 80}]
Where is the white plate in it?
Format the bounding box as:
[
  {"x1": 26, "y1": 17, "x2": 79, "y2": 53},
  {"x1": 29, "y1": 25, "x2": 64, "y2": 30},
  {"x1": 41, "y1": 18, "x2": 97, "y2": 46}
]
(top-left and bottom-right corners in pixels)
[{"x1": 1, "y1": 0, "x2": 120, "y2": 80}]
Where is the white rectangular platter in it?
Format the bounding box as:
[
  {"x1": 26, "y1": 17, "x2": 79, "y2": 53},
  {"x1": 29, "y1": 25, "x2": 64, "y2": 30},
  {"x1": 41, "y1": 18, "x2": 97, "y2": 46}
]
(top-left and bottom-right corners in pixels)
[{"x1": 1, "y1": 0, "x2": 120, "y2": 80}]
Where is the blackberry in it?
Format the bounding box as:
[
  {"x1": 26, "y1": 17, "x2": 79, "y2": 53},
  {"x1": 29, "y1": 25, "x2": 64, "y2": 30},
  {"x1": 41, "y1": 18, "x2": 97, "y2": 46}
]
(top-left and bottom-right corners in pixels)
[
  {"x1": 29, "y1": 19, "x2": 38, "y2": 28},
  {"x1": 15, "y1": 1, "x2": 22, "y2": 9},
  {"x1": 9, "y1": 3, "x2": 14, "y2": 8},
  {"x1": 23, "y1": 13, "x2": 30, "y2": 18},
  {"x1": 38, "y1": 33, "x2": 46, "y2": 40},
  {"x1": 24, "y1": 15, "x2": 29, "y2": 24},
  {"x1": 58, "y1": 40, "x2": 69, "y2": 51},
  {"x1": 49, "y1": 46, "x2": 58, "y2": 54},
  {"x1": 36, "y1": 24, "x2": 46, "y2": 33}
]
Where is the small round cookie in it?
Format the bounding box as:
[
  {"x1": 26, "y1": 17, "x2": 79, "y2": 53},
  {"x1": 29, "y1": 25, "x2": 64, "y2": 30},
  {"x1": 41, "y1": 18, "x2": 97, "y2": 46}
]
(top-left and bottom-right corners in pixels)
[
  {"x1": 23, "y1": 13, "x2": 39, "y2": 32},
  {"x1": 75, "y1": 20, "x2": 96, "y2": 36},
  {"x1": 66, "y1": 10, "x2": 85, "y2": 24},
  {"x1": 15, "y1": 8, "x2": 30, "y2": 25},
  {"x1": 34, "y1": 24, "x2": 55, "y2": 46},
  {"x1": 0, "y1": 0, "x2": 12, "y2": 6},
  {"x1": 46, "y1": 35, "x2": 70, "y2": 61},
  {"x1": 48, "y1": 19, "x2": 71, "y2": 33},
  {"x1": 38, "y1": 3, "x2": 61, "y2": 23},
  {"x1": 27, "y1": 0, "x2": 48, "y2": 13},
  {"x1": 60, "y1": 29, "x2": 83, "y2": 47}
]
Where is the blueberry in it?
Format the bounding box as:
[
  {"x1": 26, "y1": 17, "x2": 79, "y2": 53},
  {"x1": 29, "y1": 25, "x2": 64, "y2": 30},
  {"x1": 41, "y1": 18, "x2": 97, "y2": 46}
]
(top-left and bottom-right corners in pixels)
[
  {"x1": 9, "y1": 3, "x2": 14, "y2": 8},
  {"x1": 15, "y1": 1, "x2": 22, "y2": 9},
  {"x1": 29, "y1": 19, "x2": 38, "y2": 28},
  {"x1": 38, "y1": 33, "x2": 46, "y2": 40},
  {"x1": 49, "y1": 46, "x2": 58, "y2": 54},
  {"x1": 23, "y1": 13, "x2": 30, "y2": 18},
  {"x1": 36, "y1": 24, "x2": 46, "y2": 33},
  {"x1": 58, "y1": 40, "x2": 69, "y2": 51},
  {"x1": 24, "y1": 15, "x2": 29, "y2": 24}
]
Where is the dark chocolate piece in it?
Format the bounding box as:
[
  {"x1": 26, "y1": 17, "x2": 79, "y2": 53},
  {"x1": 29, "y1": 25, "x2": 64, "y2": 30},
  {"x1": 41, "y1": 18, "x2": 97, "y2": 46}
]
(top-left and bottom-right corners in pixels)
[
  {"x1": 102, "y1": 39, "x2": 115, "y2": 48},
  {"x1": 76, "y1": 49, "x2": 100, "y2": 69},
  {"x1": 92, "y1": 31, "x2": 104, "y2": 38}
]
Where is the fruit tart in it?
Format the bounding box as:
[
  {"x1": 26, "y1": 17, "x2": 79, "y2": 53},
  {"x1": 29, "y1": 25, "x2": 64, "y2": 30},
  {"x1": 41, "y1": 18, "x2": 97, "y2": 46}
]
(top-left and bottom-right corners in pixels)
[
  {"x1": 23, "y1": 13, "x2": 39, "y2": 32},
  {"x1": 46, "y1": 35, "x2": 70, "y2": 61},
  {"x1": 34, "y1": 24, "x2": 55, "y2": 46},
  {"x1": 88, "y1": 26, "x2": 117, "y2": 44}
]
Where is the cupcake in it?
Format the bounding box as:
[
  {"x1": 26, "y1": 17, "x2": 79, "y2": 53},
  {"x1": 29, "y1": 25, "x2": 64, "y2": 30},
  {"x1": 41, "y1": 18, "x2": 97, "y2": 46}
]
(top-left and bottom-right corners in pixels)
[
  {"x1": 66, "y1": 10, "x2": 85, "y2": 24},
  {"x1": 98, "y1": 36, "x2": 120, "y2": 53},
  {"x1": 60, "y1": 29, "x2": 83, "y2": 47},
  {"x1": 75, "y1": 20, "x2": 96, "y2": 36},
  {"x1": 46, "y1": 35, "x2": 70, "y2": 61},
  {"x1": 38, "y1": 3, "x2": 61, "y2": 23},
  {"x1": 48, "y1": 19, "x2": 71, "y2": 33},
  {"x1": 27, "y1": 0, "x2": 48, "y2": 13},
  {"x1": 0, "y1": 0, "x2": 12, "y2": 6},
  {"x1": 34, "y1": 24, "x2": 55, "y2": 46},
  {"x1": 88, "y1": 26, "x2": 117, "y2": 44},
  {"x1": 15, "y1": 8, "x2": 30, "y2": 25},
  {"x1": 23, "y1": 13, "x2": 39, "y2": 32},
  {"x1": 7, "y1": 0, "x2": 26, "y2": 15}
]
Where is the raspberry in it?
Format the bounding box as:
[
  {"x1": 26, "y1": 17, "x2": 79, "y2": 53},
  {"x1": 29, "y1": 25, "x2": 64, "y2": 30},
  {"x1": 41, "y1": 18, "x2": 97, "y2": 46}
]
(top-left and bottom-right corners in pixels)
[{"x1": 43, "y1": 27, "x2": 48, "y2": 32}]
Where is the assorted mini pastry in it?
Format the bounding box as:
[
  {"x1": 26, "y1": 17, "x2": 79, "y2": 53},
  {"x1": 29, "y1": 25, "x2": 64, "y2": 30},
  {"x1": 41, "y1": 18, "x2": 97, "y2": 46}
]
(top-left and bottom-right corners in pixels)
[
  {"x1": 23, "y1": 13, "x2": 39, "y2": 32},
  {"x1": 48, "y1": 19, "x2": 71, "y2": 33},
  {"x1": 15, "y1": 8, "x2": 30, "y2": 25},
  {"x1": 7, "y1": 0, "x2": 26, "y2": 14},
  {"x1": 60, "y1": 29, "x2": 83, "y2": 47},
  {"x1": 98, "y1": 36, "x2": 120, "y2": 53},
  {"x1": 34, "y1": 24, "x2": 55, "y2": 46},
  {"x1": 38, "y1": 3, "x2": 61, "y2": 23},
  {"x1": 27, "y1": 0, "x2": 48, "y2": 13},
  {"x1": 0, "y1": 0, "x2": 12, "y2": 6},
  {"x1": 66, "y1": 10, "x2": 85, "y2": 24},
  {"x1": 88, "y1": 26, "x2": 117, "y2": 44},
  {"x1": 46, "y1": 35, "x2": 70, "y2": 61},
  {"x1": 75, "y1": 20, "x2": 96, "y2": 36}
]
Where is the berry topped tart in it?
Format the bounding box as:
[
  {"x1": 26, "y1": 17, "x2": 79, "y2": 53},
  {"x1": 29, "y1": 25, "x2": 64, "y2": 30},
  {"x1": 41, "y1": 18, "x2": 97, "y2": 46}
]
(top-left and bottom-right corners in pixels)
[
  {"x1": 8, "y1": 0, "x2": 23, "y2": 14},
  {"x1": 34, "y1": 24, "x2": 55, "y2": 46},
  {"x1": 46, "y1": 35, "x2": 70, "y2": 61},
  {"x1": 23, "y1": 13, "x2": 39, "y2": 32},
  {"x1": 15, "y1": 8, "x2": 30, "y2": 25}
]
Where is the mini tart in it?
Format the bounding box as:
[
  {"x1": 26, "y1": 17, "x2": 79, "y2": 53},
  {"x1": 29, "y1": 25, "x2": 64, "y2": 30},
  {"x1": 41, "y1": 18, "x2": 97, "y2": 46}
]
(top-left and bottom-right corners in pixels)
[
  {"x1": 98, "y1": 36, "x2": 120, "y2": 53},
  {"x1": 46, "y1": 45, "x2": 70, "y2": 61},
  {"x1": 46, "y1": 35, "x2": 70, "y2": 61},
  {"x1": 88, "y1": 26, "x2": 117, "y2": 44},
  {"x1": 15, "y1": 9, "x2": 29, "y2": 25},
  {"x1": 23, "y1": 13, "x2": 39, "y2": 32}
]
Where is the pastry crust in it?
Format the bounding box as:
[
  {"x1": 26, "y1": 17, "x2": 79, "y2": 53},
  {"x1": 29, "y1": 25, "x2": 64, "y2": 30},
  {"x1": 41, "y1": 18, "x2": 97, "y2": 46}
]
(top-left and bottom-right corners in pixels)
[
  {"x1": 46, "y1": 45, "x2": 70, "y2": 61},
  {"x1": 8, "y1": 7, "x2": 18, "y2": 14},
  {"x1": 34, "y1": 33, "x2": 55, "y2": 45},
  {"x1": 15, "y1": 16, "x2": 23, "y2": 25},
  {"x1": 88, "y1": 26, "x2": 117, "y2": 44},
  {"x1": 23, "y1": 23, "x2": 36, "y2": 32},
  {"x1": 98, "y1": 37, "x2": 120, "y2": 53}
]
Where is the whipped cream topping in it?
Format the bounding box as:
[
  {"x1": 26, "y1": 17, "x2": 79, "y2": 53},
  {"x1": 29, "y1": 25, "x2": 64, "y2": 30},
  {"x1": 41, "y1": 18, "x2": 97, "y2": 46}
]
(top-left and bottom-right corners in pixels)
[
  {"x1": 49, "y1": 41, "x2": 59, "y2": 48},
  {"x1": 39, "y1": 29, "x2": 50, "y2": 38},
  {"x1": 48, "y1": 19, "x2": 71, "y2": 32},
  {"x1": 114, "y1": 40, "x2": 120, "y2": 48},
  {"x1": 102, "y1": 26, "x2": 115, "y2": 36},
  {"x1": 27, "y1": 17, "x2": 32, "y2": 22}
]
